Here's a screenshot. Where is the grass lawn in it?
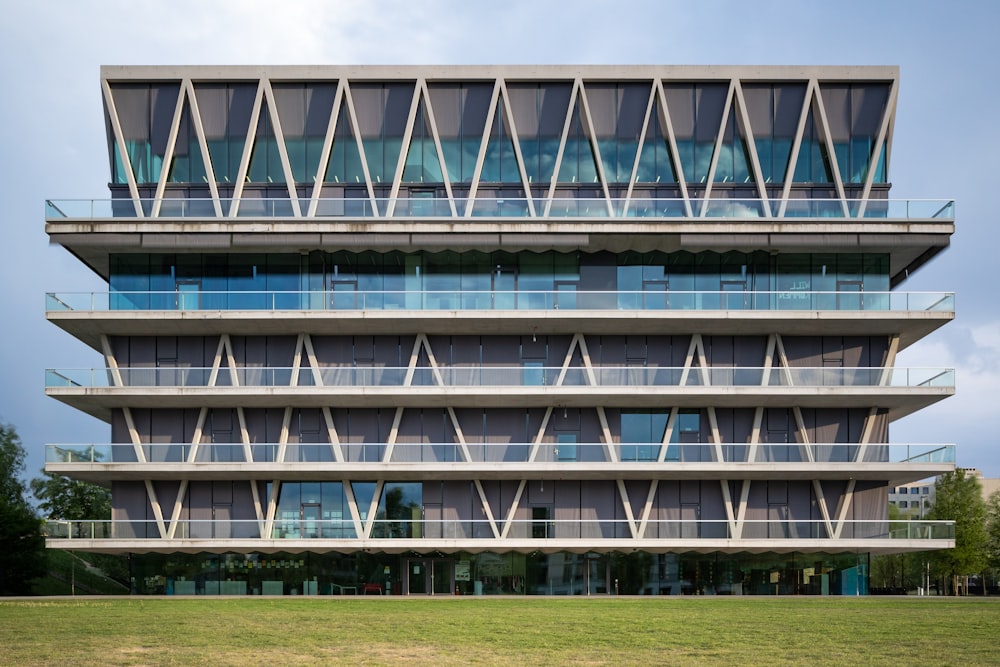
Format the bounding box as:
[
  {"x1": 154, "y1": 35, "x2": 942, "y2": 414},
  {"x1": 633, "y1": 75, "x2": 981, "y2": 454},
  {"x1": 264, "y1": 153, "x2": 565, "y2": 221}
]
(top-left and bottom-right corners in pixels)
[{"x1": 1, "y1": 596, "x2": 997, "y2": 666}]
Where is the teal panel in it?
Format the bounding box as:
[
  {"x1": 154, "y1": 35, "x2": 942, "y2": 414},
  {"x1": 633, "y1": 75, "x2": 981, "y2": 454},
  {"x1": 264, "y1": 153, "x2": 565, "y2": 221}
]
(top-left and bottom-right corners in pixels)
[
  {"x1": 325, "y1": 101, "x2": 366, "y2": 184},
  {"x1": 247, "y1": 101, "x2": 284, "y2": 184},
  {"x1": 480, "y1": 102, "x2": 521, "y2": 184},
  {"x1": 402, "y1": 102, "x2": 444, "y2": 183},
  {"x1": 635, "y1": 98, "x2": 678, "y2": 184},
  {"x1": 556, "y1": 98, "x2": 600, "y2": 185}
]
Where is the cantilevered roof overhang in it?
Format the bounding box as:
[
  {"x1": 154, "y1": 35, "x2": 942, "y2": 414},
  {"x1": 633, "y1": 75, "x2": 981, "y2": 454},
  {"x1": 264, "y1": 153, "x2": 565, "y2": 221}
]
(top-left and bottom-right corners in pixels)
[
  {"x1": 46, "y1": 536, "x2": 954, "y2": 557},
  {"x1": 47, "y1": 216, "x2": 952, "y2": 287}
]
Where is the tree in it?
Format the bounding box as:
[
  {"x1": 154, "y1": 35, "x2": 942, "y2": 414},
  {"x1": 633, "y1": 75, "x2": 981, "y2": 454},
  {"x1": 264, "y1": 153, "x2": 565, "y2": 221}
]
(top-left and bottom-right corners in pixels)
[
  {"x1": 925, "y1": 470, "x2": 988, "y2": 595},
  {"x1": 0, "y1": 422, "x2": 47, "y2": 594},
  {"x1": 31, "y1": 471, "x2": 111, "y2": 524},
  {"x1": 31, "y1": 467, "x2": 128, "y2": 586},
  {"x1": 986, "y1": 490, "x2": 1000, "y2": 590}
]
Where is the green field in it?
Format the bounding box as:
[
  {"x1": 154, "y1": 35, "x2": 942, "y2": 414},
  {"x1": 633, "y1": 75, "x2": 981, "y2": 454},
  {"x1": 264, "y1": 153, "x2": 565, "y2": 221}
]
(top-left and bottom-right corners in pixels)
[{"x1": 1, "y1": 597, "x2": 996, "y2": 666}]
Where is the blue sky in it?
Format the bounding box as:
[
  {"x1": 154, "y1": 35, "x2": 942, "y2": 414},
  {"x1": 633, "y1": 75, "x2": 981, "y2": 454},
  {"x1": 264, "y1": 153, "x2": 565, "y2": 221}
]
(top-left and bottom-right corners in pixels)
[{"x1": 0, "y1": 0, "x2": 996, "y2": 486}]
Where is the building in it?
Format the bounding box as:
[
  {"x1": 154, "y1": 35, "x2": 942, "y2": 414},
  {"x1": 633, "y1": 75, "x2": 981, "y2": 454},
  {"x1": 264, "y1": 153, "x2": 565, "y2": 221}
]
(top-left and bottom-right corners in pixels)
[
  {"x1": 892, "y1": 469, "x2": 1000, "y2": 519},
  {"x1": 44, "y1": 65, "x2": 957, "y2": 596},
  {"x1": 889, "y1": 482, "x2": 934, "y2": 518}
]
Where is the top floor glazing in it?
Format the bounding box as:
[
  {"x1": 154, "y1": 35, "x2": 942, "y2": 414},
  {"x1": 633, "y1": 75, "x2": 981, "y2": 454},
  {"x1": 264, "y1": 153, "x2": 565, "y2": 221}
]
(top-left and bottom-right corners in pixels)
[{"x1": 97, "y1": 67, "x2": 903, "y2": 221}]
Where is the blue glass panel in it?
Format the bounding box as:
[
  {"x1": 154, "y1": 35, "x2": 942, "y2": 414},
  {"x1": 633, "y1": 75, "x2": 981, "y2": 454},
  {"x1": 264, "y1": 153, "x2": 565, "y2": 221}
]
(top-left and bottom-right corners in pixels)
[
  {"x1": 557, "y1": 434, "x2": 578, "y2": 461},
  {"x1": 480, "y1": 102, "x2": 521, "y2": 183},
  {"x1": 793, "y1": 108, "x2": 833, "y2": 184},
  {"x1": 557, "y1": 98, "x2": 599, "y2": 185},
  {"x1": 621, "y1": 411, "x2": 666, "y2": 461},
  {"x1": 589, "y1": 83, "x2": 648, "y2": 184},
  {"x1": 402, "y1": 103, "x2": 444, "y2": 183},
  {"x1": 714, "y1": 107, "x2": 752, "y2": 184},
  {"x1": 427, "y1": 83, "x2": 492, "y2": 184},
  {"x1": 247, "y1": 101, "x2": 285, "y2": 184},
  {"x1": 168, "y1": 104, "x2": 208, "y2": 183},
  {"x1": 507, "y1": 83, "x2": 572, "y2": 188},
  {"x1": 326, "y1": 102, "x2": 365, "y2": 184},
  {"x1": 635, "y1": 99, "x2": 678, "y2": 184},
  {"x1": 110, "y1": 83, "x2": 180, "y2": 185},
  {"x1": 272, "y1": 83, "x2": 337, "y2": 184},
  {"x1": 353, "y1": 83, "x2": 415, "y2": 185},
  {"x1": 193, "y1": 83, "x2": 255, "y2": 184}
]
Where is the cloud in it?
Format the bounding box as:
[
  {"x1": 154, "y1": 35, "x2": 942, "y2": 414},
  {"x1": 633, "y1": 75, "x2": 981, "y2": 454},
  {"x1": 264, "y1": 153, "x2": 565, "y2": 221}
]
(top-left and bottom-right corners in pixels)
[{"x1": 895, "y1": 322, "x2": 1000, "y2": 475}]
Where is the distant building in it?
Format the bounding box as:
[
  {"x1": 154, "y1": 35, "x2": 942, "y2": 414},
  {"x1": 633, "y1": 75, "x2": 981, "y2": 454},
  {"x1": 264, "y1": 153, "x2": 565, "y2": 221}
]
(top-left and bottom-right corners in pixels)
[
  {"x1": 44, "y1": 65, "x2": 956, "y2": 596},
  {"x1": 889, "y1": 482, "x2": 935, "y2": 517},
  {"x1": 890, "y1": 468, "x2": 999, "y2": 518}
]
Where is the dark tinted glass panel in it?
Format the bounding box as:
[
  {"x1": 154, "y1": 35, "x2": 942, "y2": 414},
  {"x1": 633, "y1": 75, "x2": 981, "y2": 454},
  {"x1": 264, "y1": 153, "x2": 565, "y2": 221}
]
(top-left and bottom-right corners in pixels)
[
  {"x1": 507, "y1": 83, "x2": 572, "y2": 188},
  {"x1": 272, "y1": 82, "x2": 337, "y2": 184},
  {"x1": 402, "y1": 100, "x2": 444, "y2": 183},
  {"x1": 352, "y1": 83, "x2": 416, "y2": 184}
]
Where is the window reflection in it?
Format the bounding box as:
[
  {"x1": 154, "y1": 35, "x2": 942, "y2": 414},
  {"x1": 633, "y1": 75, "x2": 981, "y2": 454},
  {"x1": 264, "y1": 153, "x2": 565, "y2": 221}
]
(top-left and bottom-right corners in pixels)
[{"x1": 108, "y1": 250, "x2": 891, "y2": 311}]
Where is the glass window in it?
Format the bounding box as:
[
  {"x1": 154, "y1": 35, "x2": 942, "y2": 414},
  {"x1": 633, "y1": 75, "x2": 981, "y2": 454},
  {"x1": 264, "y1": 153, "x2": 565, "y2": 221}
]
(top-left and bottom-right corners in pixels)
[
  {"x1": 109, "y1": 83, "x2": 181, "y2": 185},
  {"x1": 351, "y1": 83, "x2": 416, "y2": 185},
  {"x1": 635, "y1": 96, "x2": 678, "y2": 184},
  {"x1": 587, "y1": 83, "x2": 648, "y2": 184},
  {"x1": 621, "y1": 410, "x2": 667, "y2": 461},
  {"x1": 662, "y1": 83, "x2": 727, "y2": 186},
  {"x1": 325, "y1": 99, "x2": 366, "y2": 185},
  {"x1": 272, "y1": 83, "x2": 337, "y2": 185},
  {"x1": 532, "y1": 506, "x2": 552, "y2": 538},
  {"x1": 402, "y1": 101, "x2": 444, "y2": 184},
  {"x1": 195, "y1": 83, "x2": 256, "y2": 185},
  {"x1": 480, "y1": 101, "x2": 521, "y2": 184},
  {"x1": 714, "y1": 103, "x2": 752, "y2": 185},
  {"x1": 350, "y1": 481, "x2": 377, "y2": 524},
  {"x1": 374, "y1": 482, "x2": 423, "y2": 538},
  {"x1": 506, "y1": 83, "x2": 573, "y2": 188},
  {"x1": 792, "y1": 107, "x2": 833, "y2": 184},
  {"x1": 743, "y1": 83, "x2": 806, "y2": 185},
  {"x1": 427, "y1": 83, "x2": 493, "y2": 184}
]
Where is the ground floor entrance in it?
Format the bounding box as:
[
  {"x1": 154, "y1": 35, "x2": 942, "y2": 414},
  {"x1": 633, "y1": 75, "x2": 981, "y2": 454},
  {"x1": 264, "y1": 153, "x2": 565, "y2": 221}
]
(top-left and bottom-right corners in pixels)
[
  {"x1": 405, "y1": 558, "x2": 453, "y2": 595},
  {"x1": 125, "y1": 550, "x2": 869, "y2": 596}
]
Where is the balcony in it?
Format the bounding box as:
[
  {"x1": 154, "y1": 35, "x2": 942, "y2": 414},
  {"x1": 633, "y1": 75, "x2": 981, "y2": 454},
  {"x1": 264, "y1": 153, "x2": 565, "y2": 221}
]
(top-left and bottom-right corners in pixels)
[
  {"x1": 45, "y1": 442, "x2": 956, "y2": 485},
  {"x1": 46, "y1": 442, "x2": 956, "y2": 465},
  {"x1": 45, "y1": 365, "x2": 955, "y2": 421},
  {"x1": 44, "y1": 518, "x2": 955, "y2": 555},
  {"x1": 45, "y1": 197, "x2": 956, "y2": 221},
  {"x1": 47, "y1": 290, "x2": 955, "y2": 313},
  {"x1": 46, "y1": 197, "x2": 955, "y2": 282},
  {"x1": 44, "y1": 365, "x2": 956, "y2": 389},
  {"x1": 45, "y1": 290, "x2": 955, "y2": 349}
]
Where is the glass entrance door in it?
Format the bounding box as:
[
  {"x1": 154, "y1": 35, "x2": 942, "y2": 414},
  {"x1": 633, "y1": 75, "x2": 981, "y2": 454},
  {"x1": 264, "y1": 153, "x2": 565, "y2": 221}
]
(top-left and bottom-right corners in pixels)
[
  {"x1": 408, "y1": 560, "x2": 428, "y2": 594},
  {"x1": 407, "y1": 559, "x2": 453, "y2": 595}
]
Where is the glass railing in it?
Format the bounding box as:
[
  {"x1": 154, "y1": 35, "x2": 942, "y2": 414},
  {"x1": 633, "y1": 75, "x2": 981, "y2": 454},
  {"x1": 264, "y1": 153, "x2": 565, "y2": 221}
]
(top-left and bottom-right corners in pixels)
[
  {"x1": 44, "y1": 519, "x2": 955, "y2": 541},
  {"x1": 46, "y1": 443, "x2": 955, "y2": 465},
  {"x1": 45, "y1": 197, "x2": 956, "y2": 221},
  {"x1": 45, "y1": 290, "x2": 956, "y2": 313},
  {"x1": 44, "y1": 366, "x2": 955, "y2": 389}
]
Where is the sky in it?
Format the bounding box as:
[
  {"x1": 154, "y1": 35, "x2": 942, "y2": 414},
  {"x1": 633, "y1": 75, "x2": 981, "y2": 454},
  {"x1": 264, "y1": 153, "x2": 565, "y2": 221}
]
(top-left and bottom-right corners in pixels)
[{"x1": 0, "y1": 0, "x2": 997, "y2": 489}]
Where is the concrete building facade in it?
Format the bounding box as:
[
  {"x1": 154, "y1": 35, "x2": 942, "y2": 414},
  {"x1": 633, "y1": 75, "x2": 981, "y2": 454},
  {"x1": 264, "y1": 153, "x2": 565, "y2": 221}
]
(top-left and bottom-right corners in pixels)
[{"x1": 44, "y1": 65, "x2": 956, "y2": 595}]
